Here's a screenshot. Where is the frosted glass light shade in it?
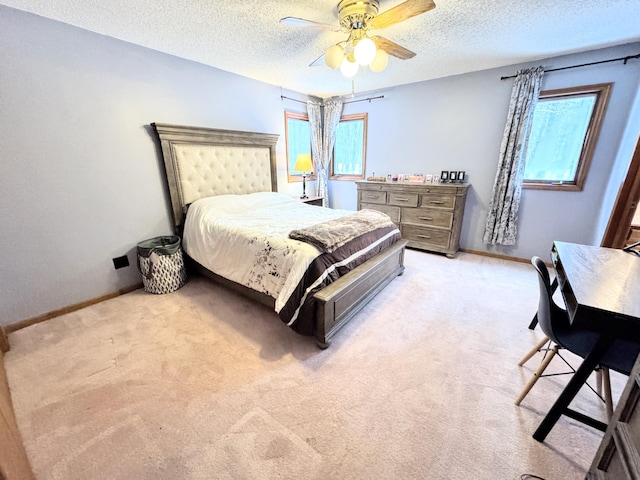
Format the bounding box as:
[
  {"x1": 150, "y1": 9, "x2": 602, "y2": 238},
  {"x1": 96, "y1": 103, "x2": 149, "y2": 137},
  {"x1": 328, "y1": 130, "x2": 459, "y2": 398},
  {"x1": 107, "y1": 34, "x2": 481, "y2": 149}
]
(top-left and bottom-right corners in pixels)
[
  {"x1": 354, "y1": 37, "x2": 377, "y2": 65},
  {"x1": 340, "y1": 58, "x2": 359, "y2": 78},
  {"x1": 325, "y1": 45, "x2": 344, "y2": 69},
  {"x1": 370, "y1": 49, "x2": 389, "y2": 73}
]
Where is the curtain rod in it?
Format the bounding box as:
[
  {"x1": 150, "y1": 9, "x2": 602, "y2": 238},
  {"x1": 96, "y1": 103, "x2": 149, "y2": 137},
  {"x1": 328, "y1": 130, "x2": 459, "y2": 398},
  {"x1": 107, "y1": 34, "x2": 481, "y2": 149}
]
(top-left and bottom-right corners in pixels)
[
  {"x1": 280, "y1": 96, "x2": 307, "y2": 105},
  {"x1": 500, "y1": 53, "x2": 640, "y2": 80},
  {"x1": 345, "y1": 95, "x2": 384, "y2": 104},
  {"x1": 280, "y1": 95, "x2": 384, "y2": 105}
]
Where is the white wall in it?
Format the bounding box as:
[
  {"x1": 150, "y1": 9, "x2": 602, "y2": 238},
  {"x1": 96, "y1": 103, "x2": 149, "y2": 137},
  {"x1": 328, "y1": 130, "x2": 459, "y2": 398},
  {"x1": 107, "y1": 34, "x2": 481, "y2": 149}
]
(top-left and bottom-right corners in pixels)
[
  {"x1": 1, "y1": 5, "x2": 639, "y2": 327},
  {"x1": 0, "y1": 6, "x2": 303, "y2": 326},
  {"x1": 331, "y1": 43, "x2": 640, "y2": 260}
]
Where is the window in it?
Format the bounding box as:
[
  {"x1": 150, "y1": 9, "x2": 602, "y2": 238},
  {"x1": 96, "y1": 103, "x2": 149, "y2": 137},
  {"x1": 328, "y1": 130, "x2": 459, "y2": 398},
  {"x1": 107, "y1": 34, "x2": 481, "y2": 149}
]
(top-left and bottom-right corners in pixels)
[
  {"x1": 285, "y1": 111, "x2": 368, "y2": 182},
  {"x1": 285, "y1": 111, "x2": 315, "y2": 183},
  {"x1": 523, "y1": 83, "x2": 612, "y2": 191},
  {"x1": 330, "y1": 113, "x2": 367, "y2": 181}
]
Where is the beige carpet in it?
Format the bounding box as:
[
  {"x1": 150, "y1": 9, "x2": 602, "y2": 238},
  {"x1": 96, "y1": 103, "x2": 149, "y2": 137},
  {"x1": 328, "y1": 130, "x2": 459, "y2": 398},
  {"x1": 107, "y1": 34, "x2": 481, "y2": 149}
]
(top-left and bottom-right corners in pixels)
[{"x1": 4, "y1": 249, "x2": 623, "y2": 479}]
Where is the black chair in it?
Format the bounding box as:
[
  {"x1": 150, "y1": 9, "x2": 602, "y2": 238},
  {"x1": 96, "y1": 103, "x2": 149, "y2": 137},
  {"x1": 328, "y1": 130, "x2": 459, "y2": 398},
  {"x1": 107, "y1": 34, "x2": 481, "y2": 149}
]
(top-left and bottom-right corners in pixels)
[
  {"x1": 516, "y1": 256, "x2": 640, "y2": 418},
  {"x1": 623, "y1": 240, "x2": 640, "y2": 256}
]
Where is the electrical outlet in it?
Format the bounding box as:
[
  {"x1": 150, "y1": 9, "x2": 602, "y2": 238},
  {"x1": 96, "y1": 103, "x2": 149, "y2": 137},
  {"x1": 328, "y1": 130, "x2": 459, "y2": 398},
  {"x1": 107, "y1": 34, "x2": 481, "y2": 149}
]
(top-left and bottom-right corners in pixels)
[{"x1": 112, "y1": 255, "x2": 129, "y2": 269}]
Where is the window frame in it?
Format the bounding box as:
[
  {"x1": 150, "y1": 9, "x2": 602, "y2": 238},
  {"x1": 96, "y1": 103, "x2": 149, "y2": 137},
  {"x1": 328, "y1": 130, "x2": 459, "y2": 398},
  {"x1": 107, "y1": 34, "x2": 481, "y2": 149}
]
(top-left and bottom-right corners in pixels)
[
  {"x1": 284, "y1": 111, "x2": 316, "y2": 183},
  {"x1": 522, "y1": 83, "x2": 612, "y2": 191},
  {"x1": 329, "y1": 113, "x2": 368, "y2": 181}
]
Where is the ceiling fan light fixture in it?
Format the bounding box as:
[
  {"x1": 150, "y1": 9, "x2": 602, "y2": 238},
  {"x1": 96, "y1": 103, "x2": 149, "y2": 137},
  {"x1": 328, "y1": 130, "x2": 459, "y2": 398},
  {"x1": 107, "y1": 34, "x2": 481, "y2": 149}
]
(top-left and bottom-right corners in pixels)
[
  {"x1": 286, "y1": 0, "x2": 433, "y2": 76},
  {"x1": 369, "y1": 49, "x2": 388, "y2": 73},
  {"x1": 325, "y1": 44, "x2": 345, "y2": 69},
  {"x1": 354, "y1": 37, "x2": 377, "y2": 65},
  {"x1": 340, "y1": 58, "x2": 359, "y2": 78}
]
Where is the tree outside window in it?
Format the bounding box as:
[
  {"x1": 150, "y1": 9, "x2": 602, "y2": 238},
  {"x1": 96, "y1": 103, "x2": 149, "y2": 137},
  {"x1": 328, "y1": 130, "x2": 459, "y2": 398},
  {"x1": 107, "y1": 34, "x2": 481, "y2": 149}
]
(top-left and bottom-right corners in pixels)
[
  {"x1": 522, "y1": 83, "x2": 612, "y2": 191},
  {"x1": 285, "y1": 111, "x2": 368, "y2": 182},
  {"x1": 285, "y1": 111, "x2": 315, "y2": 183},
  {"x1": 330, "y1": 113, "x2": 367, "y2": 181}
]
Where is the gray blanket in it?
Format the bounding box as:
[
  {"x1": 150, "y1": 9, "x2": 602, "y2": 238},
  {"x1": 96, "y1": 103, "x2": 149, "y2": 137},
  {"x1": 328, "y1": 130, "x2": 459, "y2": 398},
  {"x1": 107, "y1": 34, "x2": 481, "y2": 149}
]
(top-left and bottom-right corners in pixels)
[{"x1": 289, "y1": 209, "x2": 396, "y2": 253}]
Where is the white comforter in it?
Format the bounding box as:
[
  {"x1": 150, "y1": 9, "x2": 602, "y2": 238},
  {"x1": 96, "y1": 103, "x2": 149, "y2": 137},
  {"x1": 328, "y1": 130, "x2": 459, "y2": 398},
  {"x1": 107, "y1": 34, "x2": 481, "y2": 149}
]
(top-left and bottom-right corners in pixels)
[{"x1": 183, "y1": 192, "x2": 351, "y2": 313}]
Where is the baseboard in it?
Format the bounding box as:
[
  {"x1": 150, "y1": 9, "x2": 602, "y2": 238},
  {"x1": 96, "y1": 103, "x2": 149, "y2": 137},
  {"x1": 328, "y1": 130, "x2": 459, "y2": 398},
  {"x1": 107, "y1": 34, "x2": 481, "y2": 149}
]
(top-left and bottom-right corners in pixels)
[
  {"x1": 459, "y1": 248, "x2": 531, "y2": 264},
  {"x1": 4, "y1": 283, "x2": 143, "y2": 335}
]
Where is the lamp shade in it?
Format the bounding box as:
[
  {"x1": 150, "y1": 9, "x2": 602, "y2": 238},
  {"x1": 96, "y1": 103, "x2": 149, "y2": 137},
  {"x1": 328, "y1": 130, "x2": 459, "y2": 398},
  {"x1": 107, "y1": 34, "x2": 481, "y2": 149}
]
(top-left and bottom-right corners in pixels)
[
  {"x1": 354, "y1": 37, "x2": 377, "y2": 65},
  {"x1": 325, "y1": 44, "x2": 344, "y2": 69},
  {"x1": 370, "y1": 49, "x2": 389, "y2": 73},
  {"x1": 340, "y1": 58, "x2": 359, "y2": 78},
  {"x1": 294, "y1": 153, "x2": 313, "y2": 173}
]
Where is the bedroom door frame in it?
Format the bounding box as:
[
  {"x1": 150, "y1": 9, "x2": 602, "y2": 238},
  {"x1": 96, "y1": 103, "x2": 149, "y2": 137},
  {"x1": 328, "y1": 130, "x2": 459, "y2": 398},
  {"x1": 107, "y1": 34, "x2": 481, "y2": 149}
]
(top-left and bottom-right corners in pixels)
[{"x1": 601, "y1": 132, "x2": 640, "y2": 248}]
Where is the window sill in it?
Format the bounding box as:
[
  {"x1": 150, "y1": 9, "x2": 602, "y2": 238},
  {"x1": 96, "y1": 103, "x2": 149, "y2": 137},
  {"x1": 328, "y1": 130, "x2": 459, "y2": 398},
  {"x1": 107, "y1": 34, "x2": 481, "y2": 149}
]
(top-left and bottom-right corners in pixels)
[
  {"x1": 523, "y1": 182, "x2": 582, "y2": 192},
  {"x1": 329, "y1": 175, "x2": 365, "y2": 181}
]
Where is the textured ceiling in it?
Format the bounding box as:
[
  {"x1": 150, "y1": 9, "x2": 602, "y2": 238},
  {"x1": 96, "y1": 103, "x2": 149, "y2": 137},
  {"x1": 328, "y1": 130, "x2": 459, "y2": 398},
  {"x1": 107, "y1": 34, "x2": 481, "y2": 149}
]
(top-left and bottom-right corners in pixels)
[{"x1": 2, "y1": 0, "x2": 640, "y2": 98}]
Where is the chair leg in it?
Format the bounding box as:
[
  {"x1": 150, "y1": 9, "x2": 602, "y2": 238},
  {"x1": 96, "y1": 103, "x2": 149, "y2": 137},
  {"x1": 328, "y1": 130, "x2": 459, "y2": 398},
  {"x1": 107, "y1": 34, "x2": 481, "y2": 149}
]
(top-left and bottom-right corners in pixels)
[
  {"x1": 518, "y1": 336, "x2": 550, "y2": 366},
  {"x1": 602, "y1": 367, "x2": 614, "y2": 420},
  {"x1": 515, "y1": 344, "x2": 558, "y2": 406}
]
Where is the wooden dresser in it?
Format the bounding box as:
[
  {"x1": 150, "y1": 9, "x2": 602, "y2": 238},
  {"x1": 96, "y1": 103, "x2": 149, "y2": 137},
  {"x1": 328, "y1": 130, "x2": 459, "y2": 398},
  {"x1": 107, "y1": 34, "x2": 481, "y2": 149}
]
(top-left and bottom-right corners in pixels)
[
  {"x1": 356, "y1": 181, "x2": 469, "y2": 258},
  {"x1": 586, "y1": 352, "x2": 640, "y2": 479}
]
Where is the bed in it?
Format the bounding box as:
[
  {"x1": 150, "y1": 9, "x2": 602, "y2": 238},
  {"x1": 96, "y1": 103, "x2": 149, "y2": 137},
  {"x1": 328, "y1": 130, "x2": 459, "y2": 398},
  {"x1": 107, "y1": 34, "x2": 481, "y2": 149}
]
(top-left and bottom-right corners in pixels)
[{"x1": 152, "y1": 122, "x2": 407, "y2": 348}]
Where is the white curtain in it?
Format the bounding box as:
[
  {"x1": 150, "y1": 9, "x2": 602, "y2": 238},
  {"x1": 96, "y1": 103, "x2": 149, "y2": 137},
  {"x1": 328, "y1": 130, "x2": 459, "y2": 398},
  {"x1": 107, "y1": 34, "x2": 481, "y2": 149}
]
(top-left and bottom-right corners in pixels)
[
  {"x1": 483, "y1": 66, "x2": 545, "y2": 246},
  {"x1": 307, "y1": 99, "x2": 343, "y2": 207},
  {"x1": 307, "y1": 101, "x2": 323, "y2": 202}
]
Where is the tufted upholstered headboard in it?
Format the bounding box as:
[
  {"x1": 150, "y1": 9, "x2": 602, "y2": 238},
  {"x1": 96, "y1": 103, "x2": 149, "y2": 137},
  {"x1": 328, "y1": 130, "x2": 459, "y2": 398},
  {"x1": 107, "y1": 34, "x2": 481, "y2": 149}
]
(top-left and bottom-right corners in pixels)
[{"x1": 152, "y1": 123, "x2": 279, "y2": 230}]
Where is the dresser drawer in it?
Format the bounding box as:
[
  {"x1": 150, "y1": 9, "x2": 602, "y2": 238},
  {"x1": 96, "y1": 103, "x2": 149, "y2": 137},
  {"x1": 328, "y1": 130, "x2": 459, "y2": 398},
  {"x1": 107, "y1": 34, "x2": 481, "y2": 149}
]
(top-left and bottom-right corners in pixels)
[
  {"x1": 418, "y1": 185, "x2": 459, "y2": 194},
  {"x1": 361, "y1": 204, "x2": 401, "y2": 223},
  {"x1": 359, "y1": 190, "x2": 387, "y2": 205},
  {"x1": 402, "y1": 208, "x2": 453, "y2": 229},
  {"x1": 420, "y1": 193, "x2": 456, "y2": 210},
  {"x1": 389, "y1": 192, "x2": 419, "y2": 207},
  {"x1": 402, "y1": 225, "x2": 451, "y2": 249}
]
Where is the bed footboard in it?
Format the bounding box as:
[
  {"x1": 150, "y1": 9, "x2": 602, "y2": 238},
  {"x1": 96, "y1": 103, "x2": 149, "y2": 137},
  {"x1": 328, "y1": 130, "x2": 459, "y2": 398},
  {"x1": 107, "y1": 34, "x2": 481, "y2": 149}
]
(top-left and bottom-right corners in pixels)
[{"x1": 313, "y1": 240, "x2": 407, "y2": 348}]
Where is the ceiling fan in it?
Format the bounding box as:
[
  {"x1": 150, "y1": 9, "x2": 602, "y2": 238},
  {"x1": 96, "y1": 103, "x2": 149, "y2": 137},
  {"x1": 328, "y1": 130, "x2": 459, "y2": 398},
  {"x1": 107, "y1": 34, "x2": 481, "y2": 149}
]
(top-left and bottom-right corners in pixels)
[{"x1": 280, "y1": 0, "x2": 436, "y2": 77}]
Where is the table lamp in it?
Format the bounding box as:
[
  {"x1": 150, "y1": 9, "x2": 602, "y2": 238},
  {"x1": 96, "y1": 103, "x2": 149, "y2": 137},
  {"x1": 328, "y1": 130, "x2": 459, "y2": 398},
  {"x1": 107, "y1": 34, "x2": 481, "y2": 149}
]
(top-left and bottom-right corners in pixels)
[{"x1": 294, "y1": 153, "x2": 313, "y2": 199}]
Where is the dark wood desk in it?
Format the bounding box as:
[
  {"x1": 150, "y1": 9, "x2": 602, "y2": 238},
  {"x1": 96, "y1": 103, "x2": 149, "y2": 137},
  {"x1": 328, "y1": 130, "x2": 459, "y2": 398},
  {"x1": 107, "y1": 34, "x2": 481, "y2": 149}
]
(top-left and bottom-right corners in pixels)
[{"x1": 533, "y1": 241, "x2": 640, "y2": 442}]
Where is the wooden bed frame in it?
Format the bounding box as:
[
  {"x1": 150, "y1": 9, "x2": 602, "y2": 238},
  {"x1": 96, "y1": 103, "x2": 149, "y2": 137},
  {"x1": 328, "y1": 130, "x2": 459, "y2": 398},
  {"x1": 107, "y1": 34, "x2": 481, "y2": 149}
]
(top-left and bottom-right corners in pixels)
[{"x1": 152, "y1": 122, "x2": 407, "y2": 348}]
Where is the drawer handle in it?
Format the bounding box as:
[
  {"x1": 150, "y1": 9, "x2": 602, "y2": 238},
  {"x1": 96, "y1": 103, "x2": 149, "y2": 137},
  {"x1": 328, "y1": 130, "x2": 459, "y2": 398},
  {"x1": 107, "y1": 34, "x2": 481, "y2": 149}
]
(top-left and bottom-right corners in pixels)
[
  {"x1": 419, "y1": 217, "x2": 433, "y2": 221},
  {"x1": 429, "y1": 200, "x2": 445, "y2": 205},
  {"x1": 396, "y1": 198, "x2": 410, "y2": 202},
  {"x1": 365, "y1": 195, "x2": 380, "y2": 199},
  {"x1": 417, "y1": 234, "x2": 432, "y2": 239}
]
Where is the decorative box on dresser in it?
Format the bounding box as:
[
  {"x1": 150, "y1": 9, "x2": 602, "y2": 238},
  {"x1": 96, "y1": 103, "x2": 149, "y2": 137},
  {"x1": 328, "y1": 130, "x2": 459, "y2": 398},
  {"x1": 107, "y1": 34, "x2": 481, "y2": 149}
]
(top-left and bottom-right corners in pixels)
[{"x1": 356, "y1": 181, "x2": 469, "y2": 258}]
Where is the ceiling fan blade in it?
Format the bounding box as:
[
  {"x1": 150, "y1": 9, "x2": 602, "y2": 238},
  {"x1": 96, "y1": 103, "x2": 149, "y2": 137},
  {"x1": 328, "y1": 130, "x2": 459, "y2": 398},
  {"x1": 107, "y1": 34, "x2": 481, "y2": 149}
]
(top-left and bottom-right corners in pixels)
[
  {"x1": 309, "y1": 53, "x2": 325, "y2": 67},
  {"x1": 279, "y1": 17, "x2": 341, "y2": 32},
  {"x1": 369, "y1": 0, "x2": 436, "y2": 30},
  {"x1": 372, "y1": 36, "x2": 416, "y2": 59}
]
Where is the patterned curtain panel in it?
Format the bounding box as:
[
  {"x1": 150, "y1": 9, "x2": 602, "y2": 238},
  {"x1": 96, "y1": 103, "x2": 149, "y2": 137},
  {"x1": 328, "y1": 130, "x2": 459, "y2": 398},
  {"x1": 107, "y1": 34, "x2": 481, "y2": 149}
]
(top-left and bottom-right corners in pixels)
[
  {"x1": 307, "y1": 99, "x2": 344, "y2": 207},
  {"x1": 307, "y1": 100, "x2": 323, "y2": 200},
  {"x1": 483, "y1": 66, "x2": 545, "y2": 246},
  {"x1": 320, "y1": 99, "x2": 344, "y2": 207}
]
